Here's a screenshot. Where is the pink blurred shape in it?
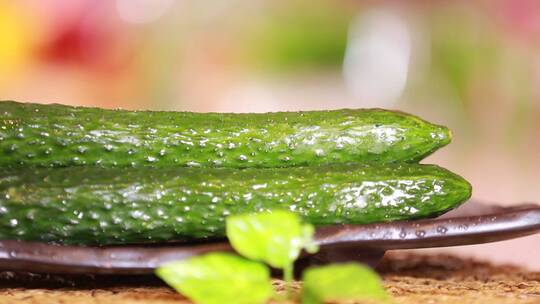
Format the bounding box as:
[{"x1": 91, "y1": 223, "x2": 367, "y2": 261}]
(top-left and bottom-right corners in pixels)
[{"x1": 37, "y1": 1, "x2": 136, "y2": 74}]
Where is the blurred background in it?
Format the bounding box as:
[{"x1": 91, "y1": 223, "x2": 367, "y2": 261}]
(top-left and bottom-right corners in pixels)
[{"x1": 1, "y1": 0, "x2": 539, "y2": 268}]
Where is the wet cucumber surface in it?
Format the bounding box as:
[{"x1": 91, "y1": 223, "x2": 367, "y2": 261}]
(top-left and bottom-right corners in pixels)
[
  {"x1": 0, "y1": 164, "x2": 471, "y2": 245},
  {"x1": 0, "y1": 101, "x2": 451, "y2": 168}
]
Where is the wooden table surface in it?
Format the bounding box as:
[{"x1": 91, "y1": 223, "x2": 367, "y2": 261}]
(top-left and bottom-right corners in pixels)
[{"x1": 0, "y1": 252, "x2": 538, "y2": 304}]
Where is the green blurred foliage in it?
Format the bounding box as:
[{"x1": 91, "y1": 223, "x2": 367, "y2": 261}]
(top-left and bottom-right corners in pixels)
[
  {"x1": 499, "y1": 51, "x2": 536, "y2": 146},
  {"x1": 244, "y1": 0, "x2": 353, "y2": 71},
  {"x1": 429, "y1": 10, "x2": 499, "y2": 107},
  {"x1": 401, "y1": 5, "x2": 537, "y2": 155}
]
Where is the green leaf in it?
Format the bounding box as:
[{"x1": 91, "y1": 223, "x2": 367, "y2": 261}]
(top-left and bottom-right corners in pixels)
[
  {"x1": 226, "y1": 210, "x2": 318, "y2": 269},
  {"x1": 301, "y1": 263, "x2": 390, "y2": 304},
  {"x1": 155, "y1": 252, "x2": 273, "y2": 304}
]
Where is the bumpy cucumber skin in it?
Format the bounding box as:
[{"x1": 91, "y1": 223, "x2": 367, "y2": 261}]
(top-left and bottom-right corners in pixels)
[
  {"x1": 0, "y1": 164, "x2": 471, "y2": 245},
  {"x1": 0, "y1": 101, "x2": 451, "y2": 168}
]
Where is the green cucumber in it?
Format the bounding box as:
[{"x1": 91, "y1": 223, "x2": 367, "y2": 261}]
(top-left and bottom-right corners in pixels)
[
  {"x1": 0, "y1": 101, "x2": 451, "y2": 168},
  {"x1": 0, "y1": 164, "x2": 471, "y2": 245}
]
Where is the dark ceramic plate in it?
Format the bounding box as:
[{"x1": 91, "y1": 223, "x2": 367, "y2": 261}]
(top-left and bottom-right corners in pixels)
[{"x1": 0, "y1": 201, "x2": 539, "y2": 274}]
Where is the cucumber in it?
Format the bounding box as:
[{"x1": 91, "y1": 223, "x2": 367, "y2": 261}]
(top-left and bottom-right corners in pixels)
[
  {"x1": 0, "y1": 164, "x2": 471, "y2": 245},
  {"x1": 0, "y1": 101, "x2": 451, "y2": 168}
]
